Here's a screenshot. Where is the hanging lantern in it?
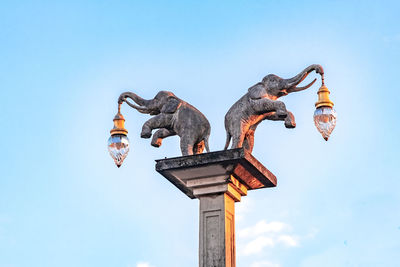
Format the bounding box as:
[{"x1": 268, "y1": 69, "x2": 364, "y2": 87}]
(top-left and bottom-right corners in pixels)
[
  {"x1": 314, "y1": 79, "x2": 337, "y2": 141},
  {"x1": 108, "y1": 105, "x2": 130, "y2": 167}
]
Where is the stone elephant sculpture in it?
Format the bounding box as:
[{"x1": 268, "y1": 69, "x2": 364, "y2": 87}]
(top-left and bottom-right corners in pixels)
[
  {"x1": 224, "y1": 64, "x2": 324, "y2": 153},
  {"x1": 118, "y1": 90, "x2": 211, "y2": 156}
]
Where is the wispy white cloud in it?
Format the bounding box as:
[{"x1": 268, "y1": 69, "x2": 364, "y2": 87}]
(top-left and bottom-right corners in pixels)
[
  {"x1": 277, "y1": 234, "x2": 298, "y2": 247},
  {"x1": 238, "y1": 220, "x2": 311, "y2": 256},
  {"x1": 238, "y1": 220, "x2": 288, "y2": 238},
  {"x1": 244, "y1": 236, "x2": 275, "y2": 255},
  {"x1": 136, "y1": 262, "x2": 154, "y2": 267},
  {"x1": 250, "y1": 261, "x2": 281, "y2": 267}
]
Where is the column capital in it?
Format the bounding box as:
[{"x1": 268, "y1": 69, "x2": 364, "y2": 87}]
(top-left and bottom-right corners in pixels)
[{"x1": 156, "y1": 148, "x2": 277, "y2": 200}]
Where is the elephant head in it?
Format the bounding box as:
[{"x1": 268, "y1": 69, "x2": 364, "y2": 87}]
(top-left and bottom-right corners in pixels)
[
  {"x1": 118, "y1": 91, "x2": 181, "y2": 115},
  {"x1": 249, "y1": 64, "x2": 324, "y2": 100}
]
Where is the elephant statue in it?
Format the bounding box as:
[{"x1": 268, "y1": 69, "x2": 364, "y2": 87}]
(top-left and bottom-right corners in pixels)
[
  {"x1": 224, "y1": 64, "x2": 324, "y2": 153},
  {"x1": 118, "y1": 90, "x2": 211, "y2": 156}
]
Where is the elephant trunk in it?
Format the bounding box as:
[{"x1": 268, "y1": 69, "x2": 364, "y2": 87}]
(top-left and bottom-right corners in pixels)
[
  {"x1": 285, "y1": 64, "x2": 324, "y2": 93},
  {"x1": 118, "y1": 92, "x2": 152, "y2": 114},
  {"x1": 119, "y1": 92, "x2": 150, "y2": 106}
]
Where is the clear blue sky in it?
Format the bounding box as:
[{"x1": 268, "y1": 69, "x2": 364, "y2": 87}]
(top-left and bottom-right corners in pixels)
[{"x1": 1, "y1": 1, "x2": 399, "y2": 266}]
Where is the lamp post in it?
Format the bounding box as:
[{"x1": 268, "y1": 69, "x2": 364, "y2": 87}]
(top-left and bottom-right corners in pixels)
[{"x1": 107, "y1": 65, "x2": 336, "y2": 266}]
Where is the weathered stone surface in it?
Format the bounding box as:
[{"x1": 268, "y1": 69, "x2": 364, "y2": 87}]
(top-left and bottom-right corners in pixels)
[
  {"x1": 118, "y1": 91, "x2": 211, "y2": 156},
  {"x1": 155, "y1": 149, "x2": 277, "y2": 267},
  {"x1": 224, "y1": 64, "x2": 324, "y2": 153},
  {"x1": 199, "y1": 193, "x2": 235, "y2": 267},
  {"x1": 155, "y1": 148, "x2": 276, "y2": 199}
]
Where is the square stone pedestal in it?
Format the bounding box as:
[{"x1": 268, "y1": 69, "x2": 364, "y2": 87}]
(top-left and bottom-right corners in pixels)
[{"x1": 156, "y1": 148, "x2": 276, "y2": 267}]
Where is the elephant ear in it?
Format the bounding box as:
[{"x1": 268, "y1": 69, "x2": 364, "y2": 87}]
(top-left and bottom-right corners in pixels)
[
  {"x1": 161, "y1": 96, "x2": 181, "y2": 114},
  {"x1": 248, "y1": 83, "x2": 267, "y2": 99}
]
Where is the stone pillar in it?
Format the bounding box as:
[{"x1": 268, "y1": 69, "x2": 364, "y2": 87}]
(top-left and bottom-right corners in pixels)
[
  {"x1": 199, "y1": 194, "x2": 234, "y2": 267},
  {"x1": 189, "y1": 175, "x2": 247, "y2": 267},
  {"x1": 155, "y1": 148, "x2": 276, "y2": 267}
]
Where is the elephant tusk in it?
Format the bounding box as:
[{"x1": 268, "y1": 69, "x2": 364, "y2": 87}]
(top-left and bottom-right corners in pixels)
[{"x1": 288, "y1": 78, "x2": 317, "y2": 93}]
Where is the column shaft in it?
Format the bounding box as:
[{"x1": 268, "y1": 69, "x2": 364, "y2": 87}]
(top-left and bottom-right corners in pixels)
[{"x1": 199, "y1": 193, "x2": 236, "y2": 267}]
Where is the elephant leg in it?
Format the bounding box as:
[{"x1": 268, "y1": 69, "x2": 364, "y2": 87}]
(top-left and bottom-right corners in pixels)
[
  {"x1": 265, "y1": 111, "x2": 296, "y2": 128},
  {"x1": 180, "y1": 137, "x2": 194, "y2": 156},
  {"x1": 252, "y1": 98, "x2": 288, "y2": 118},
  {"x1": 230, "y1": 121, "x2": 250, "y2": 149},
  {"x1": 230, "y1": 132, "x2": 245, "y2": 149},
  {"x1": 243, "y1": 130, "x2": 255, "y2": 153},
  {"x1": 141, "y1": 114, "x2": 174, "y2": 138},
  {"x1": 151, "y1": 128, "x2": 176, "y2": 147}
]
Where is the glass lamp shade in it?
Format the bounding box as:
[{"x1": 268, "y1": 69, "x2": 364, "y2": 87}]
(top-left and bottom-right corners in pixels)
[
  {"x1": 108, "y1": 134, "x2": 130, "y2": 167},
  {"x1": 313, "y1": 106, "x2": 337, "y2": 141}
]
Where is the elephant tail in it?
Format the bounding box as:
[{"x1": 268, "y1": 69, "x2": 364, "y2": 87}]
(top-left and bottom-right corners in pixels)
[
  {"x1": 204, "y1": 135, "x2": 210, "y2": 153},
  {"x1": 224, "y1": 131, "x2": 231, "y2": 150}
]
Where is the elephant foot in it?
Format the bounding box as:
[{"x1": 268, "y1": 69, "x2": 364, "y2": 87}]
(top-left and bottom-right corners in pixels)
[
  {"x1": 284, "y1": 112, "x2": 296, "y2": 128},
  {"x1": 151, "y1": 138, "x2": 162, "y2": 147},
  {"x1": 285, "y1": 121, "x2": 296, "y2": 128},
  {"x1": 140, "y1": 126, "x2": 152, "y2": 138},
  {"x1": 193, "y1": 141, "x2": 205, "y2": 154},
  {"x1": 141, "y1": 131, "x2": 152, "y2": 139}
]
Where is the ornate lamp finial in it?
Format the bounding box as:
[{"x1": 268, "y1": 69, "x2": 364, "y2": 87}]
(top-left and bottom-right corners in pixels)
[{"x1": 313, "y1": 76, "x2": 337, "y2": 141}]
